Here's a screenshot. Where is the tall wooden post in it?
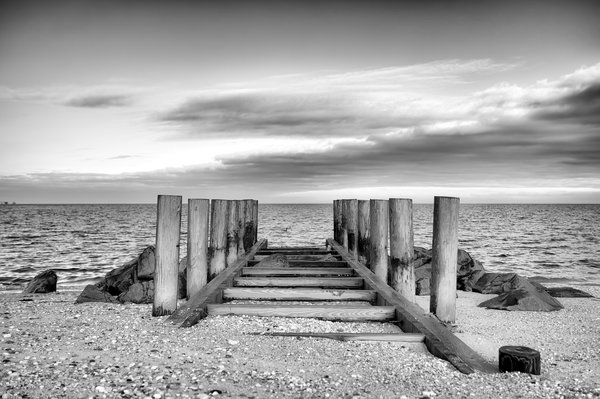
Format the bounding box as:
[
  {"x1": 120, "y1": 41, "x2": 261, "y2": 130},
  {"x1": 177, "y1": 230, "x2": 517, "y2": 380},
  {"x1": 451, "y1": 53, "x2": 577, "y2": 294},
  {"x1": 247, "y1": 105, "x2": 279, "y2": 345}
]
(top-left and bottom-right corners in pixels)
[
  {"x1": 430, "y1": 196, "x2": 460, "y2": 323},
  {"x1": 153, "y1": 195, "x2": 182, "y2": 316},
  {"x1": 252, "y1": 200, "x2": 259, "y2": 243},
  {"x1": 344, "y1": 199, "x2": 358, "y2": 258},
  {"x1": 186, "y1": 199, "x2": 209, "y2": 299},
  {"x1": 357, "y1": 200, "x2": 370, "y2": 265},
  {"x1": 369, "y1": 199, "x2": 389, "y2": 284},
  {"x1": 243, "y1": 199, "x2": 255, "y2": 252},
  {"x1": 237, "y1": 200, "x2": 246, "y2": 256},
  {"x1": 226, "y1": 200, "x2": 240, "y2": 267},
  {"x1": 209, "y1": 199, "x2": 229, "y2": 280},
  {"x1": 333, "y1": 200, "x2": 342, "y2": 243},
  {"x1": 389, "y1": 198, "x2": 415, "y2": 302},
  {"x1": 340, "y1": 199, "x2": 349, "y2": 249}
]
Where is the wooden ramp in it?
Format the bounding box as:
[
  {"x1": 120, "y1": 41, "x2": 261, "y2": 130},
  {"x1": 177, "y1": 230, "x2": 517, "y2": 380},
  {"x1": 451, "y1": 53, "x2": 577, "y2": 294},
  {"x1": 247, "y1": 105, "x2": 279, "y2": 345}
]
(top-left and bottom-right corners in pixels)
[{"x1": 168, "y1": 239, "x2": 496, "y2": 374}]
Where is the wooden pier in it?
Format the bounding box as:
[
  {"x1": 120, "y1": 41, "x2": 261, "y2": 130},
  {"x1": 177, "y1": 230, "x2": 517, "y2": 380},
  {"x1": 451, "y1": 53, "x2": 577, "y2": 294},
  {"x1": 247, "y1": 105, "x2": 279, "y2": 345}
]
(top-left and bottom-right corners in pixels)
[{"x1": 154, "y1": 195, "x2": 497, "y2": 375}]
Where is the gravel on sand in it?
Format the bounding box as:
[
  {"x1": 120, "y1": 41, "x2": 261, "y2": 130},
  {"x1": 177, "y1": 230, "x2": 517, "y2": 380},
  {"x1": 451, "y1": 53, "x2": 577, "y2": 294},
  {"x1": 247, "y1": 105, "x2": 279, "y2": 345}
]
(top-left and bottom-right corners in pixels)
[{"x1": 1, "y1": 287, "x2": 599, "y2": 398}]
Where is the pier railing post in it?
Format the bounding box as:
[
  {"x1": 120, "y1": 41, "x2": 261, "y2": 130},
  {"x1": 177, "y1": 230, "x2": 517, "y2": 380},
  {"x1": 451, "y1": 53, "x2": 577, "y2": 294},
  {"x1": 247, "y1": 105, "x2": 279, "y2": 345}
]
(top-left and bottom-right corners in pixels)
[
  {"x1": 237, "y1": 200, "x2": 246, "y2": 256},
  {"x1": 389, "y1": 198, "x2": 415, "y2": 302},
  {"x1": 153, "y1": 195, "x2": 182, "y2": 316},
  {"x1": 243, "y1": 199, "x2": 254, "y2": 252},
  {"x1": 333, "y1": 200, "x2": 342, "y2": 244},
  {"x1": 357, "y1": 200, "x2": 370, "y2": 265},
  {"x1": 226, "y1": 200, "x2": 240, "y2": 267},
  {"x1": 430, "y1": 196, "x2": 460, "y2": 323},
  {"x1": 345, "y1": 199, "x2": 358, "y2": 258},
  {"x1": 209, "y1": 199, "x2": 229, "y2": 281},
  {"x1": 186, "y1": 198, "x2": 209, "y2": 299},
  {"x1": 369, "y1": 199, "x2": 389, "y2": 284}
]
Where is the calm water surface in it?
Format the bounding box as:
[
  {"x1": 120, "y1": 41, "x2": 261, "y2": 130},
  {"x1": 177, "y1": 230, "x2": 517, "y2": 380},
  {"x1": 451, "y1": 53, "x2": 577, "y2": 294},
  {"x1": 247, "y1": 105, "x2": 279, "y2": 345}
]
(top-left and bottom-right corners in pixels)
[{"x1": 1, "y1": 203, "x2": 598, "y2": 290}]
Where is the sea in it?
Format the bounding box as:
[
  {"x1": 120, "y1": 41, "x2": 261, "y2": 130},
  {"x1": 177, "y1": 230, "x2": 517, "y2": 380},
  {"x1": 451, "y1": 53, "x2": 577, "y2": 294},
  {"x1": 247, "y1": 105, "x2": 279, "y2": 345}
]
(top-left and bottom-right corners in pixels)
[{"x1": 1, "y1": 203, "x2": 599, "y2": 291}]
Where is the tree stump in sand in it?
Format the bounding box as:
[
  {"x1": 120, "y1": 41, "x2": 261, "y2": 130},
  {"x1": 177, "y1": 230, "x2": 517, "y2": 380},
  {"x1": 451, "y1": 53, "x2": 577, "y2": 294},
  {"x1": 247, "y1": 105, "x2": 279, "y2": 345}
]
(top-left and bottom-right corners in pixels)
[{"x1": 499, "y1": 346, "x2": 540, "y2": 375}]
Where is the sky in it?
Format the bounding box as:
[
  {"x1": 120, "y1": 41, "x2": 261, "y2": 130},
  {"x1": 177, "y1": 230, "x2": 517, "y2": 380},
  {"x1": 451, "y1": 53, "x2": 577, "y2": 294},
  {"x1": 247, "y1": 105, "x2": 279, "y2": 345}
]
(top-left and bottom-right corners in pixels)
[{"x1": 1, "y1": 0, "x2": 599, "y2": 204}]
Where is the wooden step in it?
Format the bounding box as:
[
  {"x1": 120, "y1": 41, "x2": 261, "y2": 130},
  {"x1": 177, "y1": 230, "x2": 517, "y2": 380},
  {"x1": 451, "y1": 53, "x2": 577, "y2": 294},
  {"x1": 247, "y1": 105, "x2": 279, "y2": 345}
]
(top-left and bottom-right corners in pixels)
[
  {"x1": 249, "y1": 332, "x2": 426, "y2": 343},
  {"x1": 257, "y1": 249, "x2": 332, "y2": 255},
  {"x1": 248, "y1": 260, "x2": 347, "y2": 267},
  {"x1": 207, "y1": 304, "x2": 395, "y2": 321},
  {"x1": 254, "y1": 254, "x2": 342, "y2": 260},
  {"x1": 234, "y1": 277, "x2": 364, "y2": 288},
  {"x1": 242, "y1": 267, "x2": 354, "y2": 277},
  {"x1": 223, "y1": 287, "x2": 376, "y2": 301}
]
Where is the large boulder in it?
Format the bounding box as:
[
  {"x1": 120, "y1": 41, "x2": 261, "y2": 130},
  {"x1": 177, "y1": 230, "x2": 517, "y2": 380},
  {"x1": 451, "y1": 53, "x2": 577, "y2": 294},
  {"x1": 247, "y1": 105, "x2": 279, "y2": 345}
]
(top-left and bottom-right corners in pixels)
[
  {"x1": 23, "y1": 270, "x2": 57, "y2": 294},
  {"x1": 75, "y1": 284, "x2": 118, "y2": 304},
  {"x1": 137, "y1": 246, "x2": 156, "y2": 280},
  {"x1": 118, "y1": 281, "x2": 154, "y2": 304},
  {"x1": 475, "y1": 273, "x2": 563, "y2": 311}
]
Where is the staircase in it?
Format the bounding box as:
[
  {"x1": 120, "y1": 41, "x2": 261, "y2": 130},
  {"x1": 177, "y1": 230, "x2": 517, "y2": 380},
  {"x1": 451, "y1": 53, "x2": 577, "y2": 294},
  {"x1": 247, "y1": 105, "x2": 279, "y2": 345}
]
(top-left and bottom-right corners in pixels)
[{"x1": 206, "y1": 247, "x2": 397, "y2": 322}]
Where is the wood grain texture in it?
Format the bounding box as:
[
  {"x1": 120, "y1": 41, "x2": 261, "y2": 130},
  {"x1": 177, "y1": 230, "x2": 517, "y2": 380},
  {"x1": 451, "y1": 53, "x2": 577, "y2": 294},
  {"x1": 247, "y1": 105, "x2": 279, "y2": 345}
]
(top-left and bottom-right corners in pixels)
[
  {"x1": 226, "y1": 200, "x2": 240, "y2": 268},
  {"x1": 248, "y1": 260, "x2": 346, "y2": 267},
  {"x1": 328, "y1": 238, "x2": 496, "y2": 375},
  {"x1": 241, "y1": 267, "x2": 354, "y2": 276},
  {"x1": 343, "y1": 199, "x2": 358, "y2": 258},
  {"x1": 187, "y1": 199, "x2": 209, "y2": 299},
  {"x1": 430, "y1": 196, "x2": 460, "y2": 323},
  {"x1": 223, "y1": 287, "x2": 376, "y2": 301},
  {"x1": 357, "y1": 199, "x2": 370, "y2": 266},
  {"x1": 369, "y1": 200, "x2": 389, "y2": 285},
  {"x1": 153, "y1": 195, "x2": 182, "y2": 316},
  {"x1": 389, "y1": 198, "x2": 415, "y2": 302},
  {"x1": 249, "y1": 332, "x2": 425, "y2": 343},
  {"x1": 234, "y1": 277, "x2": 364, "y2": 288},
  {"x1": 207, "y1": 303, "x2": 395, "y2": 321},
  {"x1": 209, "y1": 199, "x2": 229, "y2": 280}
]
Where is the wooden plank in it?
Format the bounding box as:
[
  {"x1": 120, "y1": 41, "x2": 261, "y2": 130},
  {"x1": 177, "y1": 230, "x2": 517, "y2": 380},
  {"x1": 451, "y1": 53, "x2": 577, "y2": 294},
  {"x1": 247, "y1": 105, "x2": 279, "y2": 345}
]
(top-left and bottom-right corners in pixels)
[
  {"x1": 254, "y1": 253, "x2": 340, "y2": 259},
  {"x1": 186, "y1": 199, "x2": 210, "y2": 299},
  {"x1": 248, "y1": 332, "x2": 425, "y2": 343},
  {"x1": 328, "y1": 238, "x2": 496, "y2": 375},
  {"x1": 207, "y1": 304, "x2": 395, "y2": 321},
  {"x1": 248, "y1": 260, "x2": 347, "y2": 267},
  {"x1": 223, "y1": 287, "x2": 376, "y2": 301},
  {"x1": 234, "y1": 277, "x2": 364, "y2": 288},
  {"x1": 242, "y1": 267, "x2": 354, "y2": 276},
  {"x1": 167, "y1": 239, "x2": 267, "y2": 327}
]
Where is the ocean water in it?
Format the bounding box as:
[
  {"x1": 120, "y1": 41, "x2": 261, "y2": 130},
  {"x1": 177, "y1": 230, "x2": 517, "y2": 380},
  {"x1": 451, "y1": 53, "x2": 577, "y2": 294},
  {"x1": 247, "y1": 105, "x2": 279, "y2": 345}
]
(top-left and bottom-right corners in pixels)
[{"x1": 0, "y1": 203, "x2": 599, "y2": 291}]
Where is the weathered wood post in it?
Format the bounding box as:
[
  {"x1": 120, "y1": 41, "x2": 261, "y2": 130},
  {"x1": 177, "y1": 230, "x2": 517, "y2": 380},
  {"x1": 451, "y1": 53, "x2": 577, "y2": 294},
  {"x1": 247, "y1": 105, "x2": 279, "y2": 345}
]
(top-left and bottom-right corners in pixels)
[
  {"x1": 153, "y1": 195, "x2": 182, "y2": 316},
  {"x1": 209, "y1": 199, "x2": 229, "y2": 281},
  {"x1": 186, "y1": 198, "x2": 209, "y2": 299},
  {"x1": 369, "y1": 199, "x2": 389, "y2": 284},
  {"x1": 357, "y1": 200, "x2": 370, "y2": 265},
  {"x1": 389, "y1": 198, "x2": 415, "y2": 302},
  {"x1": 340, "y1": 199, "x2": 349, "y2": 249},
  {"x1": 430, "y1": 196, "x2": 460, "y2": 323},
  {"x1": 344, "y1": 199, "x2": 358, "y2": 258},
  {"x1": 237, "y1": 200, "x2": 246, "y2": 256},
  {"x1": 252, "y1": 199, "x2": 259, "y2": 243},
  {"x1": 333, "y1": 200, "x2": 342, "y2": 243},
  {"x1": 226, "y1": 200, "x2": 240, "y2": 267},
  {"x1": 243, "y1": 199, "x2": 255, "y2": 252}
]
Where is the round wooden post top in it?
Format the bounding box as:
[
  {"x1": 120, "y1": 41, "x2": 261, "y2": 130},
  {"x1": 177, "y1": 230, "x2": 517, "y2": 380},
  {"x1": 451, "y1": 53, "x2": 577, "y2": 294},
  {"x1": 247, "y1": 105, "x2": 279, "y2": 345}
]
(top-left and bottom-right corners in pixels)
[{"x1": 499, "y1": 346, "x2": 541, "y2": 375}]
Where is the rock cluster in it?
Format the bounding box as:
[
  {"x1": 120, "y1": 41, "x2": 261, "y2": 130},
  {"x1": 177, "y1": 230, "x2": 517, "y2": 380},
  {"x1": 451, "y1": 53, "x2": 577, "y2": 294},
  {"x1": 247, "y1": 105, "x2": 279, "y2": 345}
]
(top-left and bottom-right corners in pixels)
[{"x1": 75, "y1": 246, "x2": 187, "y2": 305}]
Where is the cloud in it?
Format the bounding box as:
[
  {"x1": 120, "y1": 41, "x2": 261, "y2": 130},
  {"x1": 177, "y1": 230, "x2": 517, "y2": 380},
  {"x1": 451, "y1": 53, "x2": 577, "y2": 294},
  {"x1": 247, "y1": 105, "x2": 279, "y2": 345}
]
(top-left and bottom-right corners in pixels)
[
  {"x1": 533, "y1": 83, "x2": 600, "y2": 124},
  {"x1": 64, "y1": 94, "x2": 132, "y2": 108}
]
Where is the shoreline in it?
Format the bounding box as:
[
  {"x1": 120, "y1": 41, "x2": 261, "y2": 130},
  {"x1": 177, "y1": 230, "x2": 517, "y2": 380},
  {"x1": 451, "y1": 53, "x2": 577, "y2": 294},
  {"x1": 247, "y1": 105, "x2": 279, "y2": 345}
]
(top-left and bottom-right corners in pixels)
[{"x1": 1, "y1": 288, "x2": 599, "y2": 398}]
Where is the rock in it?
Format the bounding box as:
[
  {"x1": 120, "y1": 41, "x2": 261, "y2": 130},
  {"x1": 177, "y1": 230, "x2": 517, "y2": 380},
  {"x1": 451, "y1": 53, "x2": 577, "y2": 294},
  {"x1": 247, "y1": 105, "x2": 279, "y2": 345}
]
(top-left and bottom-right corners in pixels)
[
  {"x1": 255, "y1": 254, "x2": 289, "y2": 268},
  {"x1": 456, "y1": 249, "x2": 485, "y2": 291},
  {"x1": 118, "y1": 281, "x2": 154, "y2": 304},
  {"x1": 472, "y1": 273, "x2": 528, "y2": 295},
  {"x1": 75, "y1": 285, "x2": 118, "y2": 304},
  {"x1": 22, "y1": 270, "x2": 57, "y2": 294},
  {"x1": 414, "y1": 259, "x2": 431, "y2": 296},
  {"x1": 136, "y1": 246, "x2": 156, "y2": 280},
  {"x1": 99, "y1": 258, "x2": 138, "y2": 296},
  {"x1": 544, "y1": 286, "x2": 593, "y2": 298},
  {"x1": 478, "y1": 287, "x2": 563, "y2": 312}
]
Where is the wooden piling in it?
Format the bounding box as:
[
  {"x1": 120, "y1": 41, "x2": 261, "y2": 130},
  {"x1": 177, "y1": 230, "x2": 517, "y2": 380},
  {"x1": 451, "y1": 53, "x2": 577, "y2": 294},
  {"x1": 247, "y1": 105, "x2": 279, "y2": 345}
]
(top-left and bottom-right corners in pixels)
[
  {"x1": 243, "y1": 199, "x2": 254, "y2": 252},
  {"x1": 252, "y1": 199, "x2": 259, "y2": 243},
  {"x1": 357, "y1": 200, "x2": 370, "y2": 265},
  {"x1": 430, "y1": 196, "x2": 460, "y2": 323},
  {"x1": 340, "y1": 200, "x2": 349, "y2": 249},
  {"x1": 237, "y1": 200, "x2": 246, "y2": 256},
  {"x1": 226, "y1": 200, "x2": 240, "y2": 267},
  {"x1": 209, "y1": 199, "x2": 229, "y2": 280},
  {"x1": 153, "y1": 195, "x2": 182, "y2": 316},
  {"x1": 333, "y1": 200, "x2": 342, "y2": 244},
  {"x1": 186, "y1": 199, "x2": 209, "y2": 299},
  {"x1": 389, "y1": 198, "x2": 415, "y2": 302},
  {"x1": 344, "y1": 199, "x2": 358, "y2": 258},
  {"x1": 369, "y1": 199, "x2": 389, "y2": 284}
]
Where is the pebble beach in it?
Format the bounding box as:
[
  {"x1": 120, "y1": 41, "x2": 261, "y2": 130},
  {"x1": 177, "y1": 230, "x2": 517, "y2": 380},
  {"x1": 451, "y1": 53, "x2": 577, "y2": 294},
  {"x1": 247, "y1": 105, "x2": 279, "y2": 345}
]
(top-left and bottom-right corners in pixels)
[{"x1": 1, "y1": 287, "x2": 599, "y2": 399}]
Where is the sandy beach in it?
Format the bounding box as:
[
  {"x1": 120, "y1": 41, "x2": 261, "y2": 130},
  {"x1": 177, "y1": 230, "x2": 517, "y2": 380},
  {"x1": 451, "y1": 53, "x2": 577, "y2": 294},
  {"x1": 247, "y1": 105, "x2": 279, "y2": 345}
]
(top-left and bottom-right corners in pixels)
[{"x1": 1, "y1": 287, "x2": 599, "y2": 399}]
